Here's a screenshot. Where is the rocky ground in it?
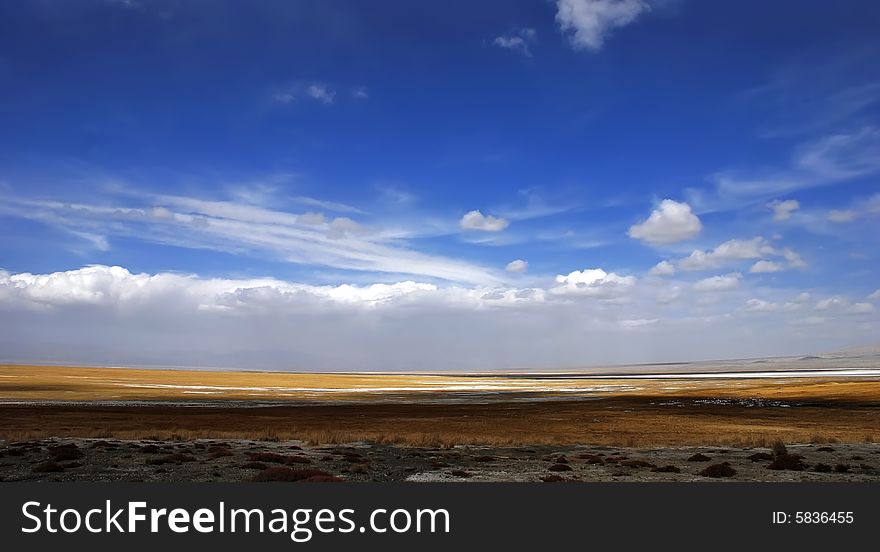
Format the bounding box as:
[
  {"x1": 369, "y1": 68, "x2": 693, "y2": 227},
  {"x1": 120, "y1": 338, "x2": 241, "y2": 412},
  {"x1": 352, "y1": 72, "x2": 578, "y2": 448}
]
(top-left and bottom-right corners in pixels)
[{"x1": 1, "y1": 438, "x2": 879, "y2": 482}]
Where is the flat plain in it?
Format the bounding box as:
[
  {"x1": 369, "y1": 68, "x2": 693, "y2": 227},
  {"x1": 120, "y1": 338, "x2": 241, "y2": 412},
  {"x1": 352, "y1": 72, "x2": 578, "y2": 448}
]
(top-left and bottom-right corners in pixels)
[{"x1": 1, "y1": 355, "x2": 878, "y2": 481}]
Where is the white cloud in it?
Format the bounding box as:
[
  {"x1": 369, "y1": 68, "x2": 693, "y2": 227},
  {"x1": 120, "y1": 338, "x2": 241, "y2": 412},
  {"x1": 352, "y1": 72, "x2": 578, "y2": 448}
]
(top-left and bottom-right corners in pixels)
[
  {"x1": 677, "y1": 237, "x2": 804, "y2": 271},
  {"x1": 768, "y1": 199, "x2": 799, "y2": 221},
  {"x1": 550, "y1": 268, "x2": 635, "y2": 297},
  {"x1": 679, "y1": 237, "x2": 775, "y2": 270},
  {"x1": 815, "y1": 297, "x2": 846, "y2": 310},
  {"x1": 2, "y1": 265, "x2": 876, "y2": 371},
  {"x1": 460, "y1": 210, "x2": 510, "y2": 232},
  {"x1": 306, "y1": 83, "x2": 336, "y2": 104},
  {"x1": 0, "y1": 193, "x2": 501, "y2": 285},
  {"x1": 656, "y1": 284, "x2": 682, "y2": 304},
  {"x1": 272, "y1": 82, "x2": 337, "y2": 105},
  {"x1": 827, "y1": 209, "x2": 858, "y2": 223},
  {"x1": 290, "y1": 195, "x2": 366, "y2": 214},
  {"x1": 649, "y1": 260, "x2": 676, "y2": 276},
  {"x1": 297, "y1": 212, "x2": 327, "y2": 226},
  {"x1": 744, "y1": 299, "x2": 779, "y2": 312},
  {"x1": 692, "y1": 127, "x2": 880, "y2": 212},
  {"x1": 849, "y1": 302, "x2": 875, "y2": 314},
  {"x1": 869, "y1": 289, "x2": 880, "y2": 300},
  {"x1": 693, "y1": 273, "x2": 741, "y2": 292},
  {"x1": 505, "y1": 259, "x2": 529, "y2": 273},
  {"x1": 781, "y1": 247, "x2": 807, "y2": 269},
  {"x1": 627, "y1": 199, "x2": 702, "y2": 245},
  {"x1": 351, "y1": 86, "x2": 369, "y2": 99},
  {"x1": 493, "y1": 28, "x2": 536, "y2": 57},
  {"x1": 556, "y1": 0, "x2": 651, "y2": 51},
  {"x1": 749, "y1": 260, "x2": 784, "y2": 273},
  {"x1": 813, "y1": 296, "x2": 876, "y2": 315}
]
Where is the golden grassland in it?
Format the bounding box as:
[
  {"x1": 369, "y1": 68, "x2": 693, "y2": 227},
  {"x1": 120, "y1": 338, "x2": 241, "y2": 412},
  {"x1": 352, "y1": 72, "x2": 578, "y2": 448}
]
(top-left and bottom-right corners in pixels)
[{"x1": 0, "y1": 364, "x2": 878, "y2": 447}]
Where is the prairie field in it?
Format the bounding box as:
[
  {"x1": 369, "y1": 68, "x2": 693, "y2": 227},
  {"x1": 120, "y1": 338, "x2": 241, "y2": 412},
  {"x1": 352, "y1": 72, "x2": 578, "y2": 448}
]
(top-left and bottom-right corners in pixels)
[{"x1": 1, "y1": 363, "x2": 878, "y2": 447}]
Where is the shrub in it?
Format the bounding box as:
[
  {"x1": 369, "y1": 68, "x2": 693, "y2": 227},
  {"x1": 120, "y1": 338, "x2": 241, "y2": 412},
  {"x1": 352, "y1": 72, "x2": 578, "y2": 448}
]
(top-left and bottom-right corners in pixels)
[
  {"x1": 651, "y1": 465, "x2": 681, "y2": 473},
  {"x1": 33, "y1": 461, "x2": 64, "y2": 473},
  {"x1": 48, "y1": 444, "x2": 83, "y2": 461},
  {"x1": 448, "y1": 470, "x2": 472, "y2": 478},
  {"x1": 747, "y1": 452, "x2": 774, "y2": 462},
  {"x1": 240, "y1": 462, "x2": 268, "y2": 470},
  {"x1": 621, "y1": 459, "x2": 655, "y2": 469},
  {"x1": 245, "y1": 452, "x2": 310, "y2": 465},
  {"x1": 771, "y1": 441, "x2": 788, "y2": 457},
  {"x1": 767, "y1": 454, "x2": 806, "y2": 471},
  {"x1": 473, "y1": 455, "x2": 496, "y2": 462},
  {"x1": 575, "y1": 453, "x2": 604, "y2": 463},
  {"x1": 687, "y1": 453, "x2": 711, "y2": 462},
  {"x1": 208, "y1": 450, "x2": 233, "y2": 459},
  {"x1": 813, "y1": 463, "x2": 832, "y2": 473},
  {"x1": 540, "y1": 475, "x2": 567, "y2": 482},
  {"x1": 700, "y1": 463, "x2": 736, "y2": 478},
  {"x1": 834, "y1": 464, "x2": 850, "y2": 473},
  {"x1": 816, "y1": 446, "x2": 835, "y2": 452},
  {"x1": 146, "y1": 453, "x2": 197, "y2": 465},
  {"x1": 548, "y1": 463, "x2": 573, "y2": 472}
]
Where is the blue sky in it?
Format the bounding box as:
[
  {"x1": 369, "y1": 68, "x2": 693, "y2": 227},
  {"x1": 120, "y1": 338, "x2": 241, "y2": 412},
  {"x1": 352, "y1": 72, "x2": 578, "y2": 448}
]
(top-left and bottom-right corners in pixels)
[{"x1": 0, "y1": 0, "x2": 878, "y2": 370}]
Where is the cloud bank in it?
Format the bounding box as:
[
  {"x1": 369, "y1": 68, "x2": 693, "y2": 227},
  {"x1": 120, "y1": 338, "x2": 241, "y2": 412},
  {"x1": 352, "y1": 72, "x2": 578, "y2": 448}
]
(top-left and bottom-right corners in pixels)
[{"x1": 1, "y1": 265, "x2": 875, "y2": 371}]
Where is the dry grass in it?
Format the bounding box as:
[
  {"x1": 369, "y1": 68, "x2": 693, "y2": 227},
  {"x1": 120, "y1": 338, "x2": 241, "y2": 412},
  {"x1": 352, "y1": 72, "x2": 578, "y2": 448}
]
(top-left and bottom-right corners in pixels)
[{"x1": 0, "y1": 364, "x2": 878, "y2": 447}]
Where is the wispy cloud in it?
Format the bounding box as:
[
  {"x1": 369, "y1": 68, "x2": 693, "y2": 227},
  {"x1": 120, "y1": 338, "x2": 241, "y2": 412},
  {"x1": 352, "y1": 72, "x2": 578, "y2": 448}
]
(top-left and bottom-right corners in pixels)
[
  {"x1": 688, "y1": 127, "x2": 880, "y2": 213},
  {"x1": 556, "y1": 0, "x2": 651, "y2": 52},
  {"x1": 272, "y1": 81, "x2": 338, "y2": 105},
  {"x1": 493, "y1": 28, "x2": 537, "y2": 58},
  {"x1": 0, "y1": 190, "x2": 502, "y2": 285}
]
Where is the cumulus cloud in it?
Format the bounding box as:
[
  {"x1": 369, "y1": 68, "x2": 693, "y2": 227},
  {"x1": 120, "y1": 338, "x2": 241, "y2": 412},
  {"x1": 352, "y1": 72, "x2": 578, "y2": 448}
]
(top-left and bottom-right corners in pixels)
[
  {"x1": 869, "y1": 289, "x2": 880, "y2": 300},
  {"x1": 550, "y1": 268, "x2": 636, "y2": 297},
  {"x1": 749, "y1": 260, "x2": 784, "y2": 273},
  {"x1": 556, "y1": 0, "x2": 651, "y2": 51},
  {"x1": 815, "y1": 296, "x2": 846, "y2": 311},
  {"x1": 1, "y1": 265, "x2": 876, "y2": 371},
  {"x1": 493, "y1": 28, "x2": 536, "y2": 57},
  {"x1": 460, "y1": 210, "x2": 510, "y2": 232},
  {"x1": 677, "y1": 237, "x2": 804, "y2": 271},
  {"x1": 693, "y1": 273, "x2": 741, "y2": 292},
  {"x1": 505, "y1": 259, "x2": 529, "y2": 273},
  {"x1": 627, "y1": 199, "x2": 702, "y2": 245},
  {"x1": 744, "y1": 299, "x2": 779, "y2": 313},
  {"x1": 649, "y1": 260, "x2": 676, "y2": 276},
  {"x1": 768, "y1": 199, "x2": 800, "y2": 221}
]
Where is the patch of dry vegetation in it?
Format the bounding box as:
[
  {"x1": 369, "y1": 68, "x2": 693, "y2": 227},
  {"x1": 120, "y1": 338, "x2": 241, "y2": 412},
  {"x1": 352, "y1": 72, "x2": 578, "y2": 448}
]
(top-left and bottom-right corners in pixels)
[{"x1": 1, "y1": 364, "x2": 878, "y2": 447}]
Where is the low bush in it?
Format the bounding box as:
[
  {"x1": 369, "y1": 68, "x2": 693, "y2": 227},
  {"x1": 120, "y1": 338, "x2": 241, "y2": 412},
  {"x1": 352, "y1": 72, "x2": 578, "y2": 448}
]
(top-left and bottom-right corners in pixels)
[{"x1": 700, "y1": 463, "x2": 736, "y2": 478}]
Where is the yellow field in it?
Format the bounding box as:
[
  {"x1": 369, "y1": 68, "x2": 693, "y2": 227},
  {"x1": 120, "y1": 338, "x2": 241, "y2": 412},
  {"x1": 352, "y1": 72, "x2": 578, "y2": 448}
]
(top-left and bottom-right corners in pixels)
[{"x1": 1, "y1": 364, "x2": 878, "y2": 446}]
